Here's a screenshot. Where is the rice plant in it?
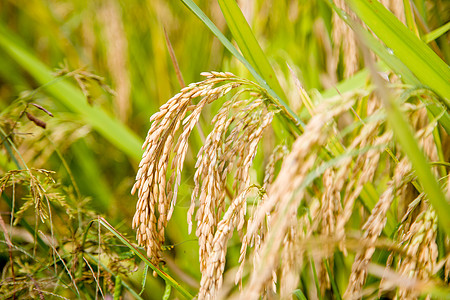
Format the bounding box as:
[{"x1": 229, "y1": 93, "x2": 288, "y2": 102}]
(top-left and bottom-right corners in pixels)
[{"x1": 1, "y1": 0, "x2": 449, "y2": 299}]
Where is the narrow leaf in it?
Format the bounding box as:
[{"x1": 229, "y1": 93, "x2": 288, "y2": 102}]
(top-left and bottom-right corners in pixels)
[
  {"x1": 293, "y1": 289, "x2": 308, "y2": 300},
  {"x1": 424, "y1": 22, "x2": 450, "y2": 43},
  {"x1": 218, "y1": 0, "x2": 287, "y2": 101},
  {"x1": 328, "y1": 1, "x2": 450, "y2": 134},
  {"x1": 98, "y1": 217, "x2": 194, "y2": 299},
  {"x1": 384, "y1": 95, "x2": 450, "y2": 235},
  {"x1": 345, "y1": 0, "x2": 450, "y2": 103},
  {"x1": 367, "y1": 65, "x2": 450, "y2": 235},
  {"x1": 0, "y1": 22, "x2": 143, "y2": 161},
  {"x1": 179, "y1": 0, "x2": 304, "y2": 128}
]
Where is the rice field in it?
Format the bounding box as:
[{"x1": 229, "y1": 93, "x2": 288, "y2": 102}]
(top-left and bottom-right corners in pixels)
[{"x1": 0, "y1": 0, "x2": 449, "y2": 299}]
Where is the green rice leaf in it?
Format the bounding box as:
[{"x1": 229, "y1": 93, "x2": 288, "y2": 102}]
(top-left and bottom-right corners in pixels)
[
  {"x1": 324, "y1": 259, "x2": 342, "y2": 300},
  {"x1": 179, "y1": 0, "x2": 304, "y2": 128},
  {"x1": 402, "y1": 0, "x2": 419, "y2": 36},
  {"x1": 0, "y1": 22, "x2": 143, "y2": 161},
  {"x1": 424, "y1": 22, "x2": 450, "y2": 43},
  {"x1": 86, "y1": 254, "x2": 145, "y2": 300},
  {"x1": 345, "y1": 0, "x2": 450, "y2": 104},
  {"x1": 327, "y1": 1, "x2": 450, "y2": 134},
  {"x1": 382, "y1": 85, "x2": 450, "y2": 236},
  {"x1": 98, "y1": 217, "x2": 194, "y2": 299},
  {"x1": 293, "y1": 289, "x2": 308, "y2": 300},
  {"x1": 218, "y1": 0, "x2": 287, "y2": 101}
]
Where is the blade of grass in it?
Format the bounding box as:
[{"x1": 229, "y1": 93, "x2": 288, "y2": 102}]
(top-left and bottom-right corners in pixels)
[
  {"x1": 162, "y1": 273, "x2": 172, "y2": 300},
  {"x1": 113, "y1": 275, "x2": 122, "y2": 300},
  {"x1": 179, "y1": 0, "x2": 304, "y2": 130},
  {"x1": 139, "y1": 265, "x2": 149, "y2": 296},
  {"x1": 218, "y1": 0, "x2": 287, "y2": 102},
  {"x1": 345, "y1": 0, "x2": 450, "y2": 103},
  {"x1": 403, "y1": 0, "x2": 419, "y2": 36},
  {"x1": 324, "y1": 259, "x2": 342, "y2": 300},
  {"x1": 163, "y1": 27, "x2": 185, "y2": 88},
  {"x1": 424, "y1": 22, "x2": 450, "y2": 43},
  {"x1": 365, "y1": 54, "x2": 450, "y2": 237},
  {"x1": 384, "y1": 93, "x2": 450, "y2": 235},
  {"x1": 97, "y1": 217, "x2": 194, "y2": 299},
  {"x1": 293, "y1": 289, "x2": 308, "y2": 300},
  {"x1": 86, "y1": 254, "x2": 145, "y2": 300},
  {"x1": 310, "y1": 258, "x2": 323, "y2": 300},
  {"x1": 0, "y1": 22, "x2": 143, "y2": 161},
  {"x1": 327, "y1": 0, "x2": 450, "y2": 135}
]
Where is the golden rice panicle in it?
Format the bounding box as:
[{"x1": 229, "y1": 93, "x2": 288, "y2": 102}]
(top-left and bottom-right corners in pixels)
[
  {"x1": 235, "y1": 193, "x2": 268, "y2": 290},
  {"x1": 131, "y1": 72, "x2": 240, "y2": 265},
  {"x1": 332, "y1": 0, "x2": 358, "y2": 77},
  {"x1": 192, "y1": 98, "x2": 274, "y2": 292},
  {"x1": 234, "y1": 143, "x2": 288, "y2": 288},
  {"x1": 279, "y1": 226, "x2": 300, "y2": 299},
  {"x1": 396, "y1": 206, "x2": 438, "y2": 299},
  {"x1": 240, "y1": 98, "x2": 355, "y2": 298},
  {"x1": 319, "y1": 104, "x2": 385, "y2": 247},
  {"x1": 336, "y1": 122, "x2": 389, "y2": 248},
  {"x1": 320, "y1": 168, "x2": 341, "y2": 237},
  {"x1": 132, "y1": 70, "x2": 280, "y2": 298},
  {"x1": 199, "y1": 188, "x2": 252, "y2": 300},
  {"x1": 344, "y1": 158, "x2": 411, "y2": 299},
  {"x1": 187, "y1": 97, "x2": 235, "y2": 234},
  {"x1": 262, "y1": 145, "x2": 289, "y2": 190},
  {"x1": 279, "y1": 204, "x2": 318, "y2": 299},
  {"x1": 131, "y1": 91, "x2": 189, "y2": 263},
  {"x1": 317, "y1": 168, "x2": 341, "y2": 294},
  {"x1": 98, "y1": 1, "x2": 130, "y2": 122},
  {"x1": 344, "y1": 188, "x2": 394, "y2": 299}
]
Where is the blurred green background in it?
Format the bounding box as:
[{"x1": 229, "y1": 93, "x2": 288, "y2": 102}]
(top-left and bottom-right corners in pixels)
[{"x1": 0, "y1": 0, "x2": 337, "y2": 242}]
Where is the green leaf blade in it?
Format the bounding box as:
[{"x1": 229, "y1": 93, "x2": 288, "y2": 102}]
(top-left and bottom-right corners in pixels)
[
  {"x1": 218, "y1": 0, "x2": 287, "y2": 101},
  {"x1": 180, "y1": 0, "x2": 304, "y2": 128},
  {"x1": 345, "y1": 0, "x2": 450, "y2": 103},
  {"x1": 0, "y1": 22, "x2": 143, "y2": 161},
  {"x1": 383, "y1": 89, "x2": 450, "y2": 236}
]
